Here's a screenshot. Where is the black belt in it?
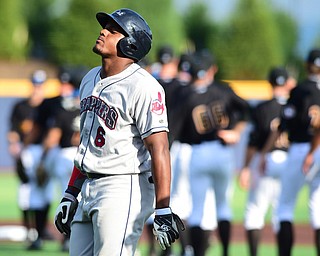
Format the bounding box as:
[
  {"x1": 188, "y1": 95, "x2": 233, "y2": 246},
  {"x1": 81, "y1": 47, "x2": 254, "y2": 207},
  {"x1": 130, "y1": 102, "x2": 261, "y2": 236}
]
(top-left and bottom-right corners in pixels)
[
  {"x1": 85, "y1": 172, "x2": 154, "y2": 183},
  {"x1": 86, "y1": 172, "x2": 109, "y2": 179}
]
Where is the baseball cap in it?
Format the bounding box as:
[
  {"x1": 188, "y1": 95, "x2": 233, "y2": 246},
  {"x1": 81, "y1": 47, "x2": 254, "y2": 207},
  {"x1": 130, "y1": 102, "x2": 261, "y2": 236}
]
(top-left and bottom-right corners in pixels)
[
  {"x1": 31, "y1": 70, "x2": 47, "y2": 85},
  {"x1": 178, "y1": 53, "x2": 193, "y2": 73},
  {"x1": 268, "y1": 67, "x2": 288, "y2": 86},
  {"x1": 157, "y1": 45, "x2": 174, "y2": 64},
  {"x1": 58, "y1": 65, "x2": 89, "y2": 89},
  {"x1": 307, "y1": 48, "x2": 320, "y2": 67},
  {"x1": 190, "y1": 49, "x2": 215, "y2": 79}
]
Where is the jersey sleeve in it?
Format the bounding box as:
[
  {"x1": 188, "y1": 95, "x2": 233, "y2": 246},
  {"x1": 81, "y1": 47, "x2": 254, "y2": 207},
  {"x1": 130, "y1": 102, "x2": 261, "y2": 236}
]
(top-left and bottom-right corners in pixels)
[
  {"x1": 132, "y1": 80, "x2": 169, "y2": 139},
  {"x1": 248, "y1": 104, "x2": 262, "y2": 148},
  {"x1": 9, "y1": 103, "x2": 22, "y2": 132}
]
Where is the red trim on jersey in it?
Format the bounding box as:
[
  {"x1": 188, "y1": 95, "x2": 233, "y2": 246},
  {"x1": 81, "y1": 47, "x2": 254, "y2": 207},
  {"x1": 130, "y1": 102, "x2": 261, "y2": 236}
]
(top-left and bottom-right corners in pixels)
[{"x1": 68, "y1": 165, "x2": 86, "y2": 187}]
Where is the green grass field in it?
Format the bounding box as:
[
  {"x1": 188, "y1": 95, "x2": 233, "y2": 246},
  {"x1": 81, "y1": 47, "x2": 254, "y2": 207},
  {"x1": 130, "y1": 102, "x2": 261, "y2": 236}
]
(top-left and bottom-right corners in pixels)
[
  {"x1": 0, "y1": 171, "x2": 316, "y2": 256},
  {"x1": 0, "y1": 241, "x2": 317, "y2": 256}
]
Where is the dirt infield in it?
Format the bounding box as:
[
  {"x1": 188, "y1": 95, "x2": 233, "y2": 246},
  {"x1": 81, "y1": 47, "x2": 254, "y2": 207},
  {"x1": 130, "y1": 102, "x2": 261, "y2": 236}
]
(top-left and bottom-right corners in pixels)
[{"x1": 0, "y1": 221, "x2": 313, "y2": 245}]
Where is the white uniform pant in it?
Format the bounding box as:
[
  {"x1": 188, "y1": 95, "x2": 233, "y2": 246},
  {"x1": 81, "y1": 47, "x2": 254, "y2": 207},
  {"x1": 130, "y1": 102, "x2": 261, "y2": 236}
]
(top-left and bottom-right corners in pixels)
[
  {"x1": 70, "y1": 172, "x2": 154, "y2": 256},
  {"x1": 188, "y1": 141, "x2": 234, "y2": 230},
  {"x1": 53, "y1": 147, "x2": 77, "y2": 195},
  {"x1": 244, "y1": 150, "x2": 287, "y2": 231},
  {"x1": 277, "y1": 143, "x2": 320, "y2": 230},
  {"x1": 170, "y1": 141, "x2": 216, "y2": 230},
  {"x1": 20, "y1": 144, "x2": 55, "y2": 210}
]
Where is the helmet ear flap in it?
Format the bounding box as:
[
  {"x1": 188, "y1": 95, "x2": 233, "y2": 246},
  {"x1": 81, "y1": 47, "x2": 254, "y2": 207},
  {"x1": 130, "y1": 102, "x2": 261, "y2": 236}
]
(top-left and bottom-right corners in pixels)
[{"x1": 118, "y1": 36, "x2": 140, "y2": 62}]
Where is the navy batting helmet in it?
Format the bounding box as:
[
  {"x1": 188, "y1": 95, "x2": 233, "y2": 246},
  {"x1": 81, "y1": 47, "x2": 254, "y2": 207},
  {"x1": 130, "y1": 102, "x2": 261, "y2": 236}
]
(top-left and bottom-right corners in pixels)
[{"x1": 96, "y1": 8, "x2": 152, "y2": 62}]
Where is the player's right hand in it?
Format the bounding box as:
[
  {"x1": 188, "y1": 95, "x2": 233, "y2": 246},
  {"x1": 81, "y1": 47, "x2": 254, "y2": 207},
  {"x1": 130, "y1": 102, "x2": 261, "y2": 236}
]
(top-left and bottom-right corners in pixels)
[
  {"x1": 54, "y1": 192, "x2": 78, "y2": 237},
  {"x1": 153, "y1": 208, "x2": 185, "y2": 250}
]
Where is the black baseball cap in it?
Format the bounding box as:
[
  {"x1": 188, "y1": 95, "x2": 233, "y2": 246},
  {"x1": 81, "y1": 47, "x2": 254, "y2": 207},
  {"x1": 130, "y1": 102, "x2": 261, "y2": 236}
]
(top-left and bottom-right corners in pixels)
[
  {"x1": 178, "y1": 53, "x2": 193, "y2": 73},
  {"x1": 31, "y1": 70, "x2": 47, "y2": 86},
  {"x1": 268, "y1": 67, "x2": 288, "y2": 86},
  {"x1": 190, "y1": 49, "x2": 215, "y2": 79},
  {"x1": 307, "y1": 48, "x2": 320, "y2": 67},
  {"x1": 157, "y1": 45, "x2": 174, "y2": 64}
]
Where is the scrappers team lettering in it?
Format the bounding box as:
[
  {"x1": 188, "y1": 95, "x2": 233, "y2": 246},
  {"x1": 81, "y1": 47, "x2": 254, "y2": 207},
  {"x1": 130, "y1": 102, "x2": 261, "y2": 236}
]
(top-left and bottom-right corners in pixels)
[{"x1": 80, "y1": 96, "x2": 118, "y2": 130}]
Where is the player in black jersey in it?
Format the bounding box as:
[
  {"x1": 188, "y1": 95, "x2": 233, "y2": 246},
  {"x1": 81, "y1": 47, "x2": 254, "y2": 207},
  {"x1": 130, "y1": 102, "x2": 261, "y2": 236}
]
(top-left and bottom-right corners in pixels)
[
  {"x1": 238, "y1": 67, "x2": 296, "y2": 256},
  {"x1": 159, "y1": 52, "x2": 195, "y2": 256},
  {"x1": 7, "y1": 70, "x2": 46, "y2": 247},
  {"x1": 276, "y1": 48, "x2": 320, "y2": 256},
  {"x1": 145, "y1": 48, "x2": 194, "y2": 256},
  {"x1": 174, "y1": 50, "x2": 250, "y2": 256},
  {"x1": 20, "y1": 66, "x2": 87, "y2": 250},
  {"x1": 42, "y1": 65, "x2": 88, "y2": 252}
]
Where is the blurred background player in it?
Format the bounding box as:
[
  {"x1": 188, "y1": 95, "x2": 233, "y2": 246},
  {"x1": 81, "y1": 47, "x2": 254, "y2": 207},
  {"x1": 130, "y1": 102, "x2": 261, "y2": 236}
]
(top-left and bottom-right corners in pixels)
[
  {"x1": 144, "y1": 49, "x2": 198, "y2": 256},
  {"x1": 275, "y1": 48, "x2": 320, "y2": 256},
  {"x1": 7, "y1": 70, "x2": 46, "y2": 246},
  {"x1": 41, "y1": 65, "x2": 87, "y2": 251},
  {"x1": 238, "y1": 67, "x2": 296, "y2": 256},
  {"x1": 151, "y1": 44, "x2": 178, "y2": 81},
  {"x1": 174, "y1": 49, "x2": 250, "y2": 256},
  {"x1": 42, "y1": 65, "x2": 87, "y2": 193},
  {"x1": 144, "y1": 45, "x2": 189, "y2": 256},
  {"x1": 165, "y1": 52, "x2": 198, "y2": 256},
  {"x1": 20, "y1": 65, "x2": 85, "y2": 250}
]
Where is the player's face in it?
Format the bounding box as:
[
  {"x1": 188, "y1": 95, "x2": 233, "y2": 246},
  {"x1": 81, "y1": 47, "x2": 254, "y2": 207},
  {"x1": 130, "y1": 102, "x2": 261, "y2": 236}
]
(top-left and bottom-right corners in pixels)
[{"x1": 93, "y1": 21, "x2": 125, "y2": 57}]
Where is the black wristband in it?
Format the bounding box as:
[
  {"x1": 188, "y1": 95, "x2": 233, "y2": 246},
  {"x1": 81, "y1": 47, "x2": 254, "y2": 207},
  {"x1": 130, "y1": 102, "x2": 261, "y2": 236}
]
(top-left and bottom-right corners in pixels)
[{"x1": 65, "y1": 186, "x2": 80, "y2": 198}]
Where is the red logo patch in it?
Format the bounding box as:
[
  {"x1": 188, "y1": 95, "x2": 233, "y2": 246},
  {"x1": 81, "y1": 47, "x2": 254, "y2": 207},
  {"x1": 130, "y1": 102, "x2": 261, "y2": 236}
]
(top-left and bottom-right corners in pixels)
[{"x1": 151, "y1": 92, "x2": 164, "y2": 115}]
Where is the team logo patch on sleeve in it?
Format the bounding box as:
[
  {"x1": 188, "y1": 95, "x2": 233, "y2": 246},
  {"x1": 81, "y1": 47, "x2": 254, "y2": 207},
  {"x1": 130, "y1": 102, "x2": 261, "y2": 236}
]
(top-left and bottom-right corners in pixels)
[
  {"x1": 151, "y1": 92, "x2": 164, "y2": 115},
  {"x1": 282, "y1": 105, "x2": 296, "y2": 119}
]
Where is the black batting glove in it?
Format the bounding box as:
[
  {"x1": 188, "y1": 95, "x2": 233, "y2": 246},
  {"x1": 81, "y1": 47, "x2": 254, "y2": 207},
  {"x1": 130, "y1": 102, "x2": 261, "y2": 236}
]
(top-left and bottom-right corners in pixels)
[
  {"x1": 54, "y1": 192, "x2": 78, "y2": 237},
  {"x1": 153, "y1": 207, "x2": 185, "y2": 250}
]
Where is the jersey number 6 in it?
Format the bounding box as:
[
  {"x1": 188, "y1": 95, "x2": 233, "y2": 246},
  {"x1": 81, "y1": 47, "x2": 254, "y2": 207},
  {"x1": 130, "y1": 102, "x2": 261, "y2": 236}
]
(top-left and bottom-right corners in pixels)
[{"x1": 95, "y1": 126, "x2": 105, "y2": 147}]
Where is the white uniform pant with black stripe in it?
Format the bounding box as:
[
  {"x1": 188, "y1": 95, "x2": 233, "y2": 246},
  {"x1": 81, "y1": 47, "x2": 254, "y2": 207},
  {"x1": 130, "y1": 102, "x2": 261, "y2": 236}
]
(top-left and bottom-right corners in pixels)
[{"x1": 70, "y1": 172, "x2": 154, "y2": 256}]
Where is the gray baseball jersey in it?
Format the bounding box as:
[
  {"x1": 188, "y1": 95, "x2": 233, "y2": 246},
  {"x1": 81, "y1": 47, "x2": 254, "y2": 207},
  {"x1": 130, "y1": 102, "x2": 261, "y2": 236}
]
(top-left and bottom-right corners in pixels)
[
  {"x1": 74, "y1": 63, "x2": 169, "y2": 175},
  {"x1": 70, "y1": 63, "x2": 169, "y2": 256}
]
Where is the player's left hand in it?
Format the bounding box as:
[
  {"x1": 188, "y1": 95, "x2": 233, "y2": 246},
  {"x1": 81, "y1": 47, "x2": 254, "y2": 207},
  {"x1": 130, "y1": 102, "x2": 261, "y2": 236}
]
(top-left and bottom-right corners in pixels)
[
  {"x1": 153, "y1": 208, "x2": 185, "y2": 250},
  {"x1": 54, "y1": 192, "x2": 78, "y2": 237}
]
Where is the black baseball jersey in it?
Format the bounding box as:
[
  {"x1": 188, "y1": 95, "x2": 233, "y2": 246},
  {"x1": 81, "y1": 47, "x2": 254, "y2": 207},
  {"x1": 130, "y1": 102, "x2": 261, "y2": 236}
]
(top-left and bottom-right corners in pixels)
[
  {"x1": 175, "y1": 81, "x2": 249, "y2": 145},
  {"x1": 34, "y1": 96, "x2": 64, "y2": 144},
  {"x1": 279, "y1": 78, "x2": 320, "y2": 143},
  {"x1": 249, "y1": 98, "x2": 288, "y2": 151},
  {"x1": 51, "y1": 107, "x2": 80, "y2": 148},
  {"x1": 9, "y1": 99, "x2": 37, "y2": 142},
  {"x1": 158, "y1": 77, "x2": 191, "y2": 145}
]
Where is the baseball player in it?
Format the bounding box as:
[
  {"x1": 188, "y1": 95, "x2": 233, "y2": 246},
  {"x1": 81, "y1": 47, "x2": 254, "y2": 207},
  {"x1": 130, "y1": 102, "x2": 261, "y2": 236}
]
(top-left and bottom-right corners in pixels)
[
  {"x1": 146, "y1": 52, "x2": 200, "y2": 256},
  {"x1": 7, "y1": 70, "x2": 46, "y2": 247},
  {"x1": 42, "y1": 66, "x2": 87, "y2": 252},
  {"x1": 21, "y1": 66, "x2": 84, "y2": 250},
  {"x1": 174, "y1": 50, "x2": 250, "y2": 256},
  {"x1": 276, "y1": 48, "x2": 320, "y2": 256},
  {"x1": 144, "y1": 45, "x2": 181, "y2": 256},
  {"x1": 54, "y1": 8, "x2": 184, "y2": 256},
  {"x1": 238, "y1": 67, "x2": 295, "y2": 256}
]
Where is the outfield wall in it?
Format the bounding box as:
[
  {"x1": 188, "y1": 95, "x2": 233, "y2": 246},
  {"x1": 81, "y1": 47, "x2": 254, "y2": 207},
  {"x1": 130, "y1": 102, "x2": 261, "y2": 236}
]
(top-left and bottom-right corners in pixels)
[{"x1": 0, "y1": 78, "x2": 273, "y2": 99}]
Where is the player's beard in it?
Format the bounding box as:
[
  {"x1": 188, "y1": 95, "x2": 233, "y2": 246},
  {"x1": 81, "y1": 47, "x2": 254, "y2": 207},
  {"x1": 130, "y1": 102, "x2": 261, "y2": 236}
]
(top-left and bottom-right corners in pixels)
[
  {"x1": 92, "y1": 44, "x2": 102, "y2": 56},
  {"x1": 92, "y1": 43, "x2": 113, "y2": 59}
]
